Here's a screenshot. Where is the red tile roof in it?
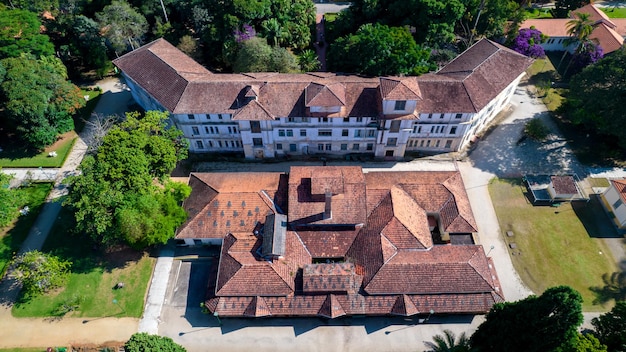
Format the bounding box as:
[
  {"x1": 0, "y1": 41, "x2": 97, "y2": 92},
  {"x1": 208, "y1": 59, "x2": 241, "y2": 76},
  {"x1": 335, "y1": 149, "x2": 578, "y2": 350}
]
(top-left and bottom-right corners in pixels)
[
  {"x1": 379, "y1": 77, "x2": 422, "y2": 100},
  {"x1": 189, "y1": 167, "x2": 502, "y2": 318},
  {"x1": 611, "y1": 179, "x2": 626, "y2": 203}
]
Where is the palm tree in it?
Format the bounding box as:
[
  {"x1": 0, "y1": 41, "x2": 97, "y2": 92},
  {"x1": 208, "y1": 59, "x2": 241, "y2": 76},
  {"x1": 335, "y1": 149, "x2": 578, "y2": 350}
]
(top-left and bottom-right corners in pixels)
[
  {"x1": 558, "y1": 12, "x2": 594, "y2": 73},
  {"x1": 425, "y1": 330, "x2": 471, "y2": 352},
  {"x1": 262, "y1": 18, "x2": 286, "y2": 47},
  {"x1": 298, "y1": 49, "x2": 320, "y2": 72}
]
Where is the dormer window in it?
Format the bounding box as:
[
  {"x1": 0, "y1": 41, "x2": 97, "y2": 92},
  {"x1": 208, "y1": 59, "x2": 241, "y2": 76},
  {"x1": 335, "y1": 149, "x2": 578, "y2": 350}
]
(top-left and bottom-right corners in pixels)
[{"x1": 394, "y1": 100, "x2": 406, "y2": 111}]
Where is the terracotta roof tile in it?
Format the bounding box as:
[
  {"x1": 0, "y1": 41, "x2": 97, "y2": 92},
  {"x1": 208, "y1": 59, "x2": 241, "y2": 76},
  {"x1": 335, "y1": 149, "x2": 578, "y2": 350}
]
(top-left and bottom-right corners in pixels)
[
  {"x1": 390, "y1": 186, "x2": 432, "y2": 248},
  {"x1": 303, "y1": 263, "x2": 357, "y2": 294},
  {"x1": 379, "y1": 77, "x2": 422, "y2": 100},
  {"x1": 589, "y1": 24, "x2": 624, "y2": 54},
  {"x1": 296, "y1": 229, "x2": 359, "y2": 258},
  {"x1": 305, "y1": 82, "x2": 346, "y2": 107},
  {"x1": 243, "y1": 296, "x2": 272, "y2": 317},
  {"x1": 391, "y1": 294, "x2": 419, "y2": 316},
  {"x1": 611, "y1": 179, "x2": 626, "y2": 202},
  {"x1": 318, "y1": 294, "x2": 347, "y2": 318},
  {"x1": 232, "y1": 99, "x2": 275, "y2": 121},
  {"x1": 521, "y1": 19, "x2": 570, "y2": 37},
  {"x1": 575, "y1": 4, "x2": 616, "y2": 27}
]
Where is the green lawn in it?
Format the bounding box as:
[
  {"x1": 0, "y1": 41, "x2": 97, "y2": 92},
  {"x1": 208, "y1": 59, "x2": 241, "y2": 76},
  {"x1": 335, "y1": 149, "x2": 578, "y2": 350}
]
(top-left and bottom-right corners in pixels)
[
  {"x1": 489, "y1": 178, "x2": 618, "y2": 311},
  {"x1": 525, "y1": 7, "x2": 553, "y2": 19},
  {"x1": 0, "y1": 183, "x2": 53, "y2": 277},
  {"x1": 0, "y1": 348, "x2": 49, "y2": 352},
  {"x1": 601, "y1": 7, "x2": 626, "y2": 18},
  {"x1": 12, "y1": 206, "x2": 154, "y2": 318},
  {"x1": 0, "y1": 136, "x2": 76, "y2": 168}
]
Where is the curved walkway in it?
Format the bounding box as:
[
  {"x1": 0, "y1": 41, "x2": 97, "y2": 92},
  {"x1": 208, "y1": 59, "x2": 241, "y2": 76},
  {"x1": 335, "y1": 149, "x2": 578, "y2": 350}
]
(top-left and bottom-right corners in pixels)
[{"x1": 0, "y1": 77, "x2": 137, "y2": 349}]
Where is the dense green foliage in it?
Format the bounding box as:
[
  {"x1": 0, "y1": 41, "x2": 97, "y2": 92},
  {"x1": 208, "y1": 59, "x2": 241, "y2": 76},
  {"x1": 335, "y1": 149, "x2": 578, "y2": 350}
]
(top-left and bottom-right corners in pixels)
[
  {"x1": 65, "y1": 111, "x2": 190, "y2": 248},
  {"x1": 552, "y1": 0, "x2": 591, "y2": 18},
  {"x1": 328, "y1": 23, "x2": 434, "y2": 76},
  {"x1": 0, "y1": 173, "x2": 25, "y2": 228},
  {"x1": 592, "y1": 302, "x2": 626, "y2": 352},
  {"x1": 524, "y1": 118, "x2": 549, "y2": 141},
  {"x1": 471, "y1": 286, "x2": 583, "y2": 352},
  {"x1": 0, "y1": 8, "x2": 55, "y2": 60},
  {"x1": 10, "y1": 250, "x2": 71, "y2": 297},
  {"x1": 559, "y1": 49, "x2": 626, "y2": 149},
  {"x1": 233, "y1": 37, "x2": 300, "y2": 73},
  {"x1": 96, "y1": 0, "x2": 148, "y2": 54},
  {"x1": 125, "y1": 333, "x2": 186, "y2": 352},
  {"x1": 0, "y1": 55, "x2": 85, "y2": 150}
]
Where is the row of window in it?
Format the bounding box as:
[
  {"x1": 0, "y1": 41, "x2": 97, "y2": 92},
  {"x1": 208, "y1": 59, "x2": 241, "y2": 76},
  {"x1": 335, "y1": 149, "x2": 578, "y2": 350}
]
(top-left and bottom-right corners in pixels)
[
  {"x1": 412, "y1": 125, "x2": 457, "y2": 135},
  {"x1": 195, "y1": 140, "x2": 242, "y2": 149},
  {"x1": 424, "y1": 113, "x2": 463, "y2": 120},
  {"x1": 275, "y1": 129, "x2": 377, "y2": 138},
  {"x1": 279, "y1": 117, "x2": 370, "y2": 123},
  {"x1": 407, "y1": 139, "x2": 453, "y2": 149},
  {"x1": 188, "y1": 114, "x2": 229, "y2": 120},
  {"x1": 276, "y1": 143, "x2": 375, "y2": 152},
  {"x1": 191, "y1": 125, "x2": 238, "y2": 135}
]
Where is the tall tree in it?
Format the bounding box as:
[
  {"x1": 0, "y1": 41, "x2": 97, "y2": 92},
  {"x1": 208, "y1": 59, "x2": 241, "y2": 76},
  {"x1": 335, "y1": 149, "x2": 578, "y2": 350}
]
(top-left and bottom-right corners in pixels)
[
  {"x1": 233, "y1": 37, "x2": 300, "y2": 73},
  {"x1": 559, "y1": 49, "x2": 626, "y2": 148},
  {"x1": 470, "y1": 286, "x2": 584, "y2": 352},
  {"x1": 5, "y1": 0, "x2": 60, "y2": 14},
  {"x1": 328, "y1": 23, "x2": 435, "y2": 76},
  {"x1": 552, "y1": 0, "x2": 591, "y2": 18},
  {"x1": 0, "y1": 55, "x2": 85, "y2": 149},
  {"x1": 592, "y1": 301, "x2": 626, "y2": 352},
  {"x1": 459, "y1": 0, "x2": 523, "y2": 49},
  {"x1": 566, "y1": 12, "x2": 595, "y2": 53},
  {"x1": 298, "y1": 49, "x2": 320, "y2": 72},
  {"x1": 0, "y1": 8, "x2": 55, "y2": 60},
  {"x1": 65, "y1": 111, "x2": 190, "y2": 248},
  {"x1": 10, "y1": 250, "x2": 71, "y2": 297},
  {"x1": 96, "y1": 0, "x2": 148, "y2": 54}
]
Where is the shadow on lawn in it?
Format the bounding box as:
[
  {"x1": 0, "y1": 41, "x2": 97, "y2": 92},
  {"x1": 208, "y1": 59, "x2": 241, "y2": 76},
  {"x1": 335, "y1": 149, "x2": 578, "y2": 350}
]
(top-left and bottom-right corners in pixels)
[
  {"x1": 589, "y1": 271, "x2": 626, "y2": 306},
  {"x1": 572, "y1": 195, "x2": 622, "y2": 239}
]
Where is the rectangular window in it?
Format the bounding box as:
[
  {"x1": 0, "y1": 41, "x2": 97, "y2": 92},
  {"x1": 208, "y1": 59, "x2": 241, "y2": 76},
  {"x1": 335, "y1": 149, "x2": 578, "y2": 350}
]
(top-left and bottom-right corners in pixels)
[
  {"x1": 342, "y1": 129, "x2": 349, "y2": 137},
  {"x1": 394, "y1": 100, "x2": 406, "y2": 111},
  {"x1": 455, "y1": 113, "x2": 462, "y2": 119},
  {"x1": 343, "y1": 117, "x2": 350, "y2": 123},
  {"x1": 439, "y1": 114, "x2": 444, "y2": 119},
  {"x1": 288, "y1": 117, "x2": 295, "y2": 122},
  {"x1": 352, "y1": 143, "x2": 359, "y2": 151},
  {"x1": 286, "y1": 129, "x2": 293, "y2": 137},
  {"x1": 366, "y1": 143, "x2": 374, "y2": 151},
  {"x1": 300, "y1": 129, "x2": 306, "y2": 137},
  {"x1": 218, "y1": 114, "x2": 224, "y2": 120},
  {"x1": 320, "y1": 117, "x2": 329, "y2": 123},
  {"x1": 278, "y1": 129, "x2": 285, "y2": 137},
  {"x1": 205, "y1": 126, "x2": 210, "y2": 134},
  {"x1": 445, "y1": 140, "x2": 452, "y2": 148},
  {"x1": 354, "y1": 130, "x2": 363, "y2": 137},
  {"x1": 250, "y1": 121, "x2": 261, "y2": 133},
  {"x1": 253, "y1": 138, "x2": 263, "y2": 146},
  {"x1": 319, "y1": 130, "x2": 332, "y2": 137},
  {"x1": 276, "y1": 143, "x2": 283, "y2": 150},
  {"x1": 613, "y1": 199, "x2": 623, "y2": 210},
  {"x1": 356, "y1": 117, "x2": 363, "y2": 123},
  {"x1": 420, "y1": 140, "x2": 424, "y2": 147},
  {"x1": 188, "y1": 114, "x2": 195, "y2": 120},
  {"x1": 196, "y1": 140, "x2": 203, "y2": 149},
  {"x1": 428, "y1": 114, "x2": 433, "y2": 119},
  {"x1": 228, "y1": 126, "x2": 233, "y2": 133},
  {"x1": 341, "y1": 143, "x2": 348, "y2": 150},
  {"x1": 435, "y1": 140, "x2": 440, "y2": 147},
  {"x1": 387, "y1": 138, "x2": 397, "y2": 147},
  {"x1": 367, "y1": 129, "x2": 375, "y2": 137},
  {"x1": 233, "y1": 126, "x2": 237, "y2": 133},
  {"x1": 302, "y1": 117, "x2": 309, "y2": 122},
  {"x1": 290, "y1": 144, "x2": 297, "y2": 152},
  {"x1": 450, "y1": 126, "x2": 457, "y2": 135},
  {"x1": 390, "y1": 120, "x2": 401, "y2": 132},
  {"x1": 192, "y1": 126, "x2": 199, "y2": 135},
  {"x1": 325, "y1": 143, "x2": 331, "y2": 151},
  {"x1": 218, "y1": 140, "x2": 223, "y2": 147},
  {"x1": 426, "y1": 140, "x2": 431, "y2": 147},
  {"x1": 208, "y1": 141, "x2": 213, "y2": 147},
  {"x1": 318, "y1": 143, "x2": 324, "y2": 151}
]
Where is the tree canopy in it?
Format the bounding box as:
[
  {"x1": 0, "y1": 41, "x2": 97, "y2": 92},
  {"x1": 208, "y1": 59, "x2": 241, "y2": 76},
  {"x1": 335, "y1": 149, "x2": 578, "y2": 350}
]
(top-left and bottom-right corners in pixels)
[
  {"x1": 470, "y1": 286, "x2": 583, "y2": 352},
  {"x1": 552, "y1": 0, "x2": 592, "y2": 18},
  {"x1": 65, "y1": 111, "x2": 190, "y2": 248},
  {"x1": 0, "y1": 8, "x2": 55, "y2": 60},
  {"x1": 0, "y1": 172, "x2": 25, "y2": 229},
  {"x1": 233, "y1": 37, "x2": 300, "y2": 73},
  {"x1": 328, "y1": 23, "x2": 434, "y2": 76},
  {"x1": 0, "y1": 55, "x2": 85, "y2": 150},
  {"x1": 559, "y1": 49, "x2": 626, "y2": 148},
  {"x1": 96, "y1": 0, "x2": 148, "y2": 54},
  {"x1": 11, "y1": 250, "x2": 71, "y2": 297},
  {"x1": 592, "y1": 301, "x2": 626, "y2": 352},
  {"x1": 125, "y1": 332, "x2": 186, "y2": 352}
]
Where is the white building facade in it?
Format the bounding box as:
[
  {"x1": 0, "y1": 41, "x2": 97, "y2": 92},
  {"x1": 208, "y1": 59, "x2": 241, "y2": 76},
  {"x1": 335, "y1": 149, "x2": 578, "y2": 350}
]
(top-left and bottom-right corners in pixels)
[{"x1": 114, "y1": 38, "x2": 532, "y2": 160}]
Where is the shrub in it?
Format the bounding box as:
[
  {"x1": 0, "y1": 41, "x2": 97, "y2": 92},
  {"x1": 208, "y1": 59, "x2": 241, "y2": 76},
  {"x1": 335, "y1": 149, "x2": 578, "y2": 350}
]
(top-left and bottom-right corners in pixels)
[
  {"x1": 524, "y1": 119, "x2": 550, "y2": 141},
  {"x1": 125, "y1": 333, "x2": 186, "y2": 352}
]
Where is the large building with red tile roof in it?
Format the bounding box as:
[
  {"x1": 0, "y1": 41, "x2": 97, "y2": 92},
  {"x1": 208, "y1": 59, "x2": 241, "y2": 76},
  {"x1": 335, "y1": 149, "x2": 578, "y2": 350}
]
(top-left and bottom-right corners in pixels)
[
  {"x1": 521, "y1": 4, "x2": 626, "y2": 54},
  {"x1": 113, "y1": 38, "x2": 532, "y2": 159},
  {"x1": 177, "y1": 166, "x2": 503, "y2": 318},
  {"x1": 600, "y1": 178, "x2": 626, "y2": 229}
]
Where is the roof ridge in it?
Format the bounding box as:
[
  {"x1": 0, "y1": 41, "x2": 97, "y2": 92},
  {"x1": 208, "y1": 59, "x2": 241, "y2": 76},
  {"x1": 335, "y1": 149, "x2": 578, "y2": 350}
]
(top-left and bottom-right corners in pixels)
[{"x1": 467, "y1": 248, "x2": 496, "y2": 289}]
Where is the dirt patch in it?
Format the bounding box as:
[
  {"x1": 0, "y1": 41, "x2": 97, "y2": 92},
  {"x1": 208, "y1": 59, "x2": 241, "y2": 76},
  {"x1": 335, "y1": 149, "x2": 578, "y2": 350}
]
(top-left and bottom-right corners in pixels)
[
  {"x1": 103, "y1": 246, "x2": 146, "y2": 270},
  {"x1": 44, "y1": 131, "x2": 77, "y2": 153}
]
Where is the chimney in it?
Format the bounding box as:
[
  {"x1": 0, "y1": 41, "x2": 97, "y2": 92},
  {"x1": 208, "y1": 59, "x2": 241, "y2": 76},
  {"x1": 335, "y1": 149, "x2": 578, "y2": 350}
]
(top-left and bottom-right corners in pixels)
[{"x1": 324, "y1": 189, "x2": 332, "y2": 219}]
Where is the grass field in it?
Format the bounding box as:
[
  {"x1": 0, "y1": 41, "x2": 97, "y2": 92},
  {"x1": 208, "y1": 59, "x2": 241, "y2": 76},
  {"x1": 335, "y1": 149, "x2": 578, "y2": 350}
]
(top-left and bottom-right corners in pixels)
[
  {"x1": 11, "y1": 206, "x2": 154, "y2": 318},
  {"x1": 489, "y1": 178, "x2": 618, "y2": 311},
  {"x1": 601, "y1": 7, "x2": 626, "y2": 18},
  {"x1": 0, "y1": 183, "x2": 53, "y2": 277}
]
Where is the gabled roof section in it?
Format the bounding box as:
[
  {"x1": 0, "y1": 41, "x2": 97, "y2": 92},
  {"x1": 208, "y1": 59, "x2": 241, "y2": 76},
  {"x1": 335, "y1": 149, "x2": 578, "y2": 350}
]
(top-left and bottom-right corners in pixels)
[
  {"x1": 318, "y1": 294, "x2": 347, "y2": 318},
  {"x1": 574, "y1": 4, "x2": 616, "y2": 28},
  {"x1": 433, "y1": 39, "x2": 533, "y2": 112},
  {"x1": 243, "y1": 296, "x2": 272, "y2": 317},
  {"x1": 379, "y1": 77, "x2": 422, "y2": 100},
  {"x1": 389, "y1": 186, "x2": 433, "y2": 249},
  {"x1": 305, "y1": 82, "x2": 346, "y2": 107},
  {"x1": 589, "y1": 24, "x2": 624, "y2": 54},
  {"x1": 232, "y1": 99, "x2": 275, "y2": 121},
  {"x1": 112, "y1": 38, "x2": 211, "y2": 111},
  {"x1": 391, "y1": 294, "x2": 419, "y2": 316}
]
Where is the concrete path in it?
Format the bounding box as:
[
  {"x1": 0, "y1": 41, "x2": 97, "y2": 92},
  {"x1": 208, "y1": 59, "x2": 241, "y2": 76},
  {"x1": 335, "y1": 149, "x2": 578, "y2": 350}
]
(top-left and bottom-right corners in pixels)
[{"x1": 0, "y1": 77, "x2": 137, "y2": 349}]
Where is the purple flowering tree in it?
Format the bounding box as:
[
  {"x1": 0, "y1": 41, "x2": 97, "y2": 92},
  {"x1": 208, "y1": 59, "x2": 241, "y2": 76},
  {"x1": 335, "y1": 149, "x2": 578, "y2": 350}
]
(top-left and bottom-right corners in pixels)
[
  {"x1": 567, "y1": 42, "x2": 604, "y2": 76},
  {"x1": 234, "y1": 24, "x2": 256, "y2": 43},
  {"x1": 511, "y1": 28, "x2": 546, "y2": 59}
]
